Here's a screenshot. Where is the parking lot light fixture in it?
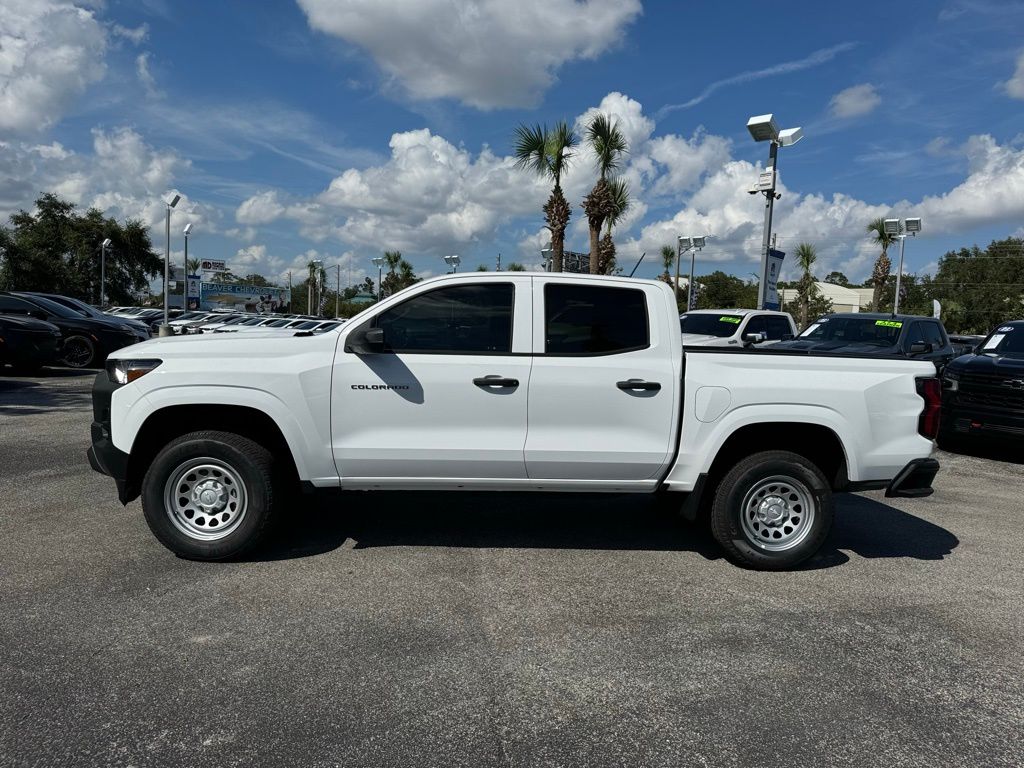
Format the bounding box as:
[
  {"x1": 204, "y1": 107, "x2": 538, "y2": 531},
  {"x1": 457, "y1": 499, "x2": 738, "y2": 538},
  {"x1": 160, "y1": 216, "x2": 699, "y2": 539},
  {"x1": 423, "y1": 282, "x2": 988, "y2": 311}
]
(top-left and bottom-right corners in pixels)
[
  {"x1": 100, "y1": 238, "x2": 112, "y2": 309},
  {"x1": 748, "y1": 113, "x2": 803, "y2": 310},
  {"x1": 371, "y1": 255, "x2": 385, "y2": 301},
  {"x1": 443, "y1": 254, "x2": 461, "y2": 273},
  {"x1": 888, "y1": 217, "x2": 922, "y2": 315},
  {"x1": 160, "y1": 194, "x2": 181, "y2": 337}
]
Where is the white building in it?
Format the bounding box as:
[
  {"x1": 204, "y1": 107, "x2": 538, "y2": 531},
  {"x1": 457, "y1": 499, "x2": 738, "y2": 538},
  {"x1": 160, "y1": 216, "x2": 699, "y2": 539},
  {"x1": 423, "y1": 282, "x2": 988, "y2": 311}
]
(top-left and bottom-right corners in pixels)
[{"x1": 779, "y1": 282, "x2": 873, "y2": 313}]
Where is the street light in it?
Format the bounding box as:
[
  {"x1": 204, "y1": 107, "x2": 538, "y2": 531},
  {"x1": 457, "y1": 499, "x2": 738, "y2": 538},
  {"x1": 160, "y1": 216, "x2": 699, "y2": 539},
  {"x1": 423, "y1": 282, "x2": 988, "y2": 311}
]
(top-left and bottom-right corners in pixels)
[
  {"x1": 885, "y1": 217, "x2": 922, "y2": 315},
  {"x1": 182, "y1": 223, "x2": 194, "y2": 310},
  {"x1": 677, "y1": 236, "x2": 707, "y2": 310},
  {"x1": 747, "y1": 113, "x2": 803, "y2": 310},
  {"x1": 326, "y1": 263, "x2": 342, "y2": 318},
  {"x1": 443, "y1": 254, "x2": 461, "y2": 273},
  {"x1": 160, "y1": 193, "x2": 181, "y2": 336},
  {"x1": 100, "y1": 238, "x2": 112, "y2": 309},
  {"x1": 371, "y1": 255, "x2": 385, "y2": 301}
]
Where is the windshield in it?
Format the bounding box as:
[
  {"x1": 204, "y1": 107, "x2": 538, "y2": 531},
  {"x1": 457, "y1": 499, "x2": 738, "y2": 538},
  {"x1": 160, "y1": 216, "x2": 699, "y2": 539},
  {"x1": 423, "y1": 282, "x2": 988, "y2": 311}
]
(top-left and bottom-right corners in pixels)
[
  {"x1": 45, "y1": 295, "x2": 104, "y2": 318},
  {"x1": 978, "y1": 325, "x2": 1024, "y2": 357},
  {"x1": 680, "y1": 314, "x2": 744, "y2": 337},
  {"x1": 23, "y1": 294, "x2": 81, "y2": 319},
  {"x1": 264, "y1": 319, "x2": 293, "y2": 327},
  {"x1": 799, "y1": 317, "x2": 903, "y2": 346}
]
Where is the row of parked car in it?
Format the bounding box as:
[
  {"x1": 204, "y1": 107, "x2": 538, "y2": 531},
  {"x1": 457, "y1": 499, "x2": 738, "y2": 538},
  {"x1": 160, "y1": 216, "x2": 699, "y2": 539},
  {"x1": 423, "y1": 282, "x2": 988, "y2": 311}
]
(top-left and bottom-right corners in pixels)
[
  {"x1": 680, "y1": 307, "x2": 1024, "y2": 448},
  {"x1": 0, "y1": 291, "x2": 344, "y2": 373}
]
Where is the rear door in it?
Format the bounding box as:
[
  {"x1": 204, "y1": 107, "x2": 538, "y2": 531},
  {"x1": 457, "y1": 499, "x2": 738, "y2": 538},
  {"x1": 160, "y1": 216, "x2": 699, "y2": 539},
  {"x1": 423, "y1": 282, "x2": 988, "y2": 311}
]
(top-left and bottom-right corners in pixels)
[
  {"x1": 525, "y1": 278, "x2": 680, "y2": 483},
  {"x1": 332, "y1": 277, "x2": 533, "y2": 481}
]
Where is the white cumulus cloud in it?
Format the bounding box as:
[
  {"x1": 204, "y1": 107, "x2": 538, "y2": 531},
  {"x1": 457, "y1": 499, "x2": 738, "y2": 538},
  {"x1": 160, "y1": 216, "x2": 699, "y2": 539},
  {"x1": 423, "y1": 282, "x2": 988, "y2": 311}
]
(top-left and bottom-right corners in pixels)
[
  {"x1": 295, "y1": 0, "x2": 641, "y2": 109},
  {"x1": 829, "y1": 83, "x2": 881, "y2": 119},
  {"x1": 1003, "y1": 50, "x2": 1024, "y2": 99},
  {"x1": 0, "y1": 0, "x2": 108, "y2": 135}
]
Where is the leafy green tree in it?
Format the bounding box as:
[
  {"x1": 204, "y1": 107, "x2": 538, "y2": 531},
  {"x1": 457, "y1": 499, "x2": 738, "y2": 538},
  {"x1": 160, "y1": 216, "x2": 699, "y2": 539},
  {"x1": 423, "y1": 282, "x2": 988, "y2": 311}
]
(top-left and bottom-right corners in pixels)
[
  {"x1": 794, "y1": 242, "x2": 818, "y2": 328},
  {"x1": 582, "y1": 114, "x2": 627, "y2": 274},
  {"x1": 513, "y1": 121, "x2": 577, "y2": 273},
  {"x1": 380, "y1": 250, "x2": 419, "y2": 296},
  {"x1": 244, "y1": 273, "x2": 273, "y2": 287},
  {"x1": 824, "y1": 271, "x2": 849, "y2": 286},
  {"x1": 0, "y1": 193, "x2": 160, "y2": 305},
  {"x1": 867, "y1": 217, "x2": 898, "y2": 311},
  {"x1": 597, "y1": 177, "x2": 630, "y2": 275},
  {"x1": 507, "y1": 262, "x2": 526, "y2": 271},
  {"x1": 691, "y1": 271, "x2": 758, "y2": 310}
]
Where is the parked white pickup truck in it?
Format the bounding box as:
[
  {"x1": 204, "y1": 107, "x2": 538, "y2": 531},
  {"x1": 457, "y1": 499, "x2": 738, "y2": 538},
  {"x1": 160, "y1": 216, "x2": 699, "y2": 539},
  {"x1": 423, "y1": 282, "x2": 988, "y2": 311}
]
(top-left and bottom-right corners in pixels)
[
  {"x1": 88, "y1": 272, "x2": 940, "y2": 570},
  {"x1": 680, "y1": 308, "x2": 798, "y2": 347}
]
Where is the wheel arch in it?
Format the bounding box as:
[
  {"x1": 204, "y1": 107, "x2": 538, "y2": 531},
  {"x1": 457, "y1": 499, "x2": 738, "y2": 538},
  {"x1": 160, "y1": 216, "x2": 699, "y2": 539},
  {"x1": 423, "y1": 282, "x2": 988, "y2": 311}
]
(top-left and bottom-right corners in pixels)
[{"x1": 124, "y1": 404, "x2": 301, "y2": 504}]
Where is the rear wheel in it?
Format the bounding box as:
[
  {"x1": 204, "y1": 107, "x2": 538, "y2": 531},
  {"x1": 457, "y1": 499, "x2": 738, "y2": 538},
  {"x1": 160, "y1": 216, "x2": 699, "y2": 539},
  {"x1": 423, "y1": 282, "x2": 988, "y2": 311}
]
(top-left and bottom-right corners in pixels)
[
  {"x1": 60, "y1": 334, "x2": 96, "y2": 368},
  {"x1": 141, "y1": 431, "x2": 279, "y2": 560},
  {"x1": 710, "y1": 450, "x2": 833, "y2": 570}
]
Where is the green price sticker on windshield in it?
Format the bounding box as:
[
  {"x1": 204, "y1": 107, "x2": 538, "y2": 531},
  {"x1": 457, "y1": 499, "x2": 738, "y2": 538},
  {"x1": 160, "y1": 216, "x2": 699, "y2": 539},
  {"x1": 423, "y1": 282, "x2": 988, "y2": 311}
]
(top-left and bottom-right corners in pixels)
[
  {"x1": 719, "y1": 316, "x2": 742, "y2": 324},
  {"x1": 875, "y1": 320, "x2": 903, "y2": 328}
]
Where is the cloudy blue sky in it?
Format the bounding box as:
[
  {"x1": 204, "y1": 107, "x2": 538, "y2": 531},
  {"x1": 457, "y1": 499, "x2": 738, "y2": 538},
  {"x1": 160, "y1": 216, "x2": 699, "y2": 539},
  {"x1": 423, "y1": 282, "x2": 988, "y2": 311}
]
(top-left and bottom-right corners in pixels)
[{"x1": 2, "y1": 0, "x2": 1023, "y2": 287}]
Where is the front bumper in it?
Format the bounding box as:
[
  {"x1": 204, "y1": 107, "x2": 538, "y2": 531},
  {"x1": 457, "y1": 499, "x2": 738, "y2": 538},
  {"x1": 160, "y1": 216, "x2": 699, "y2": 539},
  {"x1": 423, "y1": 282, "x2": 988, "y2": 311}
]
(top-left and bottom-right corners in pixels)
[
  {"x1": 886, "y1": 457, "x2": 940, "y2": 498},
  {"x1": 942, "y1": 404, "x2": 1024, "y2": 440},
  {"x1": 87, "y1": 371, "x2": 135, "y2": 504}
]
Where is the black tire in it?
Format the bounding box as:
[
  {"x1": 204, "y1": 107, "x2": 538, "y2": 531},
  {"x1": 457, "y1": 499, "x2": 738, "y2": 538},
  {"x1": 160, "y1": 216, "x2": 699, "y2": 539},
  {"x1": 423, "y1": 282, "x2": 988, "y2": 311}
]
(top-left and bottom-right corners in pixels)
[
  {"x1": 710, "y1": 450, "x2": 833, "y2": 570},
  {"x1": 60, "y1": 334, "x2": 97, "y2": 369},
  {"x1": 141, "y1": 430, "x2": 279, "y2": 560}
]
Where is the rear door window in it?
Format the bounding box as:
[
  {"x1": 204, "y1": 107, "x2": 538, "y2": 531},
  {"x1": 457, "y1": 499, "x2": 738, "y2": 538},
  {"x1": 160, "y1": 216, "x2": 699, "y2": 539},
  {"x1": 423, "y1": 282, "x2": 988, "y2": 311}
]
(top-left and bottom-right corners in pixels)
[
  {"x1": 765, "y1": 316, "x2": 793, "y2": 340},
  {"x1": 545, "y1": 284, "x2": 648, "y2": 355}
]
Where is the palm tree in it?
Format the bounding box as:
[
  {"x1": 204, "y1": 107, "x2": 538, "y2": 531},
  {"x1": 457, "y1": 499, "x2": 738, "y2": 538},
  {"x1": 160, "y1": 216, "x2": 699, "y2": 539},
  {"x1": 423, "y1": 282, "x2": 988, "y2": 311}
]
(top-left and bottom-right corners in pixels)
[
  {"x1": 597, "y1": 177, "x2": 630, "y2": 275},
  {"x1": 659, "y1": 245, "x2": 675, "y2": 285},
  {"x1": 186, "y1": 257, "x2": 200, "y2": 275},
  {"x1": 867, "y1": 218, "x2": 898, "y2": 311},
  {"x1": 582, "y1": 114, "x2": 628, "y2": 274},
  {"x1": 795, "y1": 242, "x2": 817, "y2": 328},
  {"x1": 513, "y1": 121, "x2": 577, "y2": 273},
  {"x1": 507, "y1": 262, "x2": 526, "y2": 271}
]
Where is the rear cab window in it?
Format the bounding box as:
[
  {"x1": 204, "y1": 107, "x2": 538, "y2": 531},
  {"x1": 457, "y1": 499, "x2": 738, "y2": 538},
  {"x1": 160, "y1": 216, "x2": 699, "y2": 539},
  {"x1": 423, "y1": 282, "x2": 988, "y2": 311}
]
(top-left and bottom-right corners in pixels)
[{"x1": 545, "y1": 283, "x2": 648, "y2": 354}]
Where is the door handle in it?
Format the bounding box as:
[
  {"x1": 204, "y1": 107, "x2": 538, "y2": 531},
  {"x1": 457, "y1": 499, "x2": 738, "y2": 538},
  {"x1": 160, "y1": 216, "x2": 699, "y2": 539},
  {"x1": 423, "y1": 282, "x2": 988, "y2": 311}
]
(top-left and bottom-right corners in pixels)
[
  {"x1": 474, "y1": 375, "x2": 519, "y2": 388},
  {"x1": 617, "y1": 379, "x2": 661, "y2": 391}
]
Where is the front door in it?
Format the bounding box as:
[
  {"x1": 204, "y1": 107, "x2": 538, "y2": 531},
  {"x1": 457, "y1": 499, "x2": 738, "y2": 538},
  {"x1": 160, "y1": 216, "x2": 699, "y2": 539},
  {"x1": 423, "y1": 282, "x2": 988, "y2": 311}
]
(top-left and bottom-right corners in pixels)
[
  {"x1": 332, "y1": 277, "x2": 533, "y2": 482},
  {"x1": 524, "y1": 279, "x2": 680, "y2": 483}
]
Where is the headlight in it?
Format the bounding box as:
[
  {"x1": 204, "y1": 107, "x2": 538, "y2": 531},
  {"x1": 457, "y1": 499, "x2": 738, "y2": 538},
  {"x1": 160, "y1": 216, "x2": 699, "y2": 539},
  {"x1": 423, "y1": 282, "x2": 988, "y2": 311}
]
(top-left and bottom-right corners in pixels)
[
  {"x1": 943, "y1": 370, "x2": 959, "y2": 391},
  {"x1": 106, "y1": 358, "x2": 162, "y2": 385}
]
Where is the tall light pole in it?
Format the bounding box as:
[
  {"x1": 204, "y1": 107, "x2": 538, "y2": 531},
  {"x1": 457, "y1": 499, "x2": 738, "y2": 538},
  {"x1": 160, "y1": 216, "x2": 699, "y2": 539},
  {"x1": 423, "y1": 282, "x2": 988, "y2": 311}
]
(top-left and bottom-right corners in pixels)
[
  {"x1": 885, "y1": 217, "x2": 922, "y2": 315},
  {"x1": 371, "y1": 255, "x2": 385, "y2": 301},
  {"x1": 747, "y1": 114, "x2": 803, "y2": 310},
  {"x1": 686, "y1": 237, "x2": 706, "y2": 311},
  {"x1": 182, "y1": 223, "x2": 193, "y2": 310},
  {"x1": 100, "y1": 238, "x2": 112, "y2": 309},
  {"x1": 443, "y1": 254, "x2": 461, "y2": 273},
  {"x1": 160, "y1": 193, "x2": 181, "y2": 336},
  {"x1": 327, "y1": 263, "x2": 342, "y2": 318}
]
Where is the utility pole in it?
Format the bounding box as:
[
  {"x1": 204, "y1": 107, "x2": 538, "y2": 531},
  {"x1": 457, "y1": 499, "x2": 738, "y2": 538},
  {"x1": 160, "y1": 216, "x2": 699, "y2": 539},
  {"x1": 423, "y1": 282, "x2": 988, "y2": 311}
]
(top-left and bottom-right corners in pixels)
[{"x1": 496, "y1": 253, "x2": 502, "y2": 271}]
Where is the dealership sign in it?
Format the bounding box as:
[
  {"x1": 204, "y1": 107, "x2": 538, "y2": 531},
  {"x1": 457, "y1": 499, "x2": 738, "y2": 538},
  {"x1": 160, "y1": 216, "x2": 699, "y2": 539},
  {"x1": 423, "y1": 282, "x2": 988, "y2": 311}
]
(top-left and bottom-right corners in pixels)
[
  {"x1": 201, "y1": 282, "x2": 291, "y2": 312},
  {"x1": 200, "y1": 259, "x2": 227, "y2": 271}
]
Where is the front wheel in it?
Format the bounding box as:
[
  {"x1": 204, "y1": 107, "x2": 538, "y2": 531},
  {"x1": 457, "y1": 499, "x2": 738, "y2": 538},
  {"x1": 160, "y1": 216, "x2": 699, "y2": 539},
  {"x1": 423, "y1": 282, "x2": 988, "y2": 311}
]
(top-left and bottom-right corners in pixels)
[
  {"x1": 710, "y1": 450, "x2": 833, "y2": 570},
  {"x1": 141, "y1": 431, "x2": 280, "y2": 560},
  {"x1": 60, "y1": 334, "x2": 96, "y2": 368}
]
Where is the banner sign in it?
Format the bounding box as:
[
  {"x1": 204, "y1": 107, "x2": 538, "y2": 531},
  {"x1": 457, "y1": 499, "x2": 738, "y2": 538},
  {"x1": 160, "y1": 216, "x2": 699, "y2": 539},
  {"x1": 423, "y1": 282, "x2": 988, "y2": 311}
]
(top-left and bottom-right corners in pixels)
[
  {"x1": 200, "y1": 259, "x2": 227, "y2": 271},
  {"x1": 201, "y1": 282, "x2": 291, "y2": 312},
  {"x1": 762, "y1": 248, "x2": 785, "y2": 311},
  {"x1": 186, "y1": 275, "x2": 202, "y2": 310}
]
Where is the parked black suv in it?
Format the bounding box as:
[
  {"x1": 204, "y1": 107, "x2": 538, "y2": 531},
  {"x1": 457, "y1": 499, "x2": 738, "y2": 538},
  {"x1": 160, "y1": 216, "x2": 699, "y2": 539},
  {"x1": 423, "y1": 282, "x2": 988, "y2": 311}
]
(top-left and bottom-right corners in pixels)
[
  {"x1": 0, "y1": 314, "x2": 63, "y2": 373},
  {"x1": 940, "y1": 320, "x2": 1024, "y2": 444},
  {"x1": 0, "y1": 292, "x2": 144, "y2": 369},
  {"x1": 773, "y1": 313, "x2": 956, "y2": 371}
]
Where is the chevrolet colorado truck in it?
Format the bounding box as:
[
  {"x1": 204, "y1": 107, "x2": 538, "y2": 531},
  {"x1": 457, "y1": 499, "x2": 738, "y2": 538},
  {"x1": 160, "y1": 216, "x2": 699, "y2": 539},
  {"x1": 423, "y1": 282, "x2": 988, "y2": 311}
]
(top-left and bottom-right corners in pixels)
[{"x1": 88, "y1": 273, "x2": 941, "y2": 570}]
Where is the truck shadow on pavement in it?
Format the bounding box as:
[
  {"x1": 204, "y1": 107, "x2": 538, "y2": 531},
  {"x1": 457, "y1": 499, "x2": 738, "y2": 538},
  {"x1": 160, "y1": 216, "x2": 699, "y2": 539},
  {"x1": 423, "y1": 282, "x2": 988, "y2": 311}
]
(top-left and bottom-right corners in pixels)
[
  {"x1": 252, "y1": 490, "x2": 958, "y2": 570},
  {"x1": 0, "y1": 370, "x2": 95, "y2": 415}
]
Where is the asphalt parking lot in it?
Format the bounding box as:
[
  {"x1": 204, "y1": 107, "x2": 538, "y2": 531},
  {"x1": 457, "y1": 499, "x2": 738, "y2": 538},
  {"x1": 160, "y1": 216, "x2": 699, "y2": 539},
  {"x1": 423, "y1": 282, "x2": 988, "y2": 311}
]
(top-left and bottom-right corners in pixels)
[{"x1": 1, "y1": 370, "x2": 1023, "y2": 768}]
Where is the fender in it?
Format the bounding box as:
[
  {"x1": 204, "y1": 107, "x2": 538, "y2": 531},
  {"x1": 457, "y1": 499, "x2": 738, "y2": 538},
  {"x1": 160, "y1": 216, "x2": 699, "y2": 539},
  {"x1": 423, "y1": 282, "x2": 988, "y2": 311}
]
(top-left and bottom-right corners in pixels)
[{"x1": 111, "y1": 383, "x2": 339, "y2": 487}]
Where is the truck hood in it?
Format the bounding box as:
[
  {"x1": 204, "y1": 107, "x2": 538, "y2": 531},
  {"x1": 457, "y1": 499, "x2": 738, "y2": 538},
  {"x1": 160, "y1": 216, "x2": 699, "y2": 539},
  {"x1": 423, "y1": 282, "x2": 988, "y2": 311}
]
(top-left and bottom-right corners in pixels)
[
  {"x1": 682, "y1": 334, "x2": 736, "y2": 346},
  {"x1": 947, "y1": 352, "x2": 1024, "y2": 376},
  {"x1": 106, "y1": 329, "x2": 337, "y2": 359}
]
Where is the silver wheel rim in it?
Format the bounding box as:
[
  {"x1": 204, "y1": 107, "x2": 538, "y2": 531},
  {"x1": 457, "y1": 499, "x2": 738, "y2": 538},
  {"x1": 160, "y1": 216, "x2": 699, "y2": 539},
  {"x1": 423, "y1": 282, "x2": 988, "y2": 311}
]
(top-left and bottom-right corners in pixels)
[
  {"x1": 61, "y1": 336, "x2": 93, "y2": 368},
  {"x1": 739, "y1": 474, "x2": 816, "y2": 552},
  {"x1": 163, "y1": 457, "x2": 247, "y2": 541}
]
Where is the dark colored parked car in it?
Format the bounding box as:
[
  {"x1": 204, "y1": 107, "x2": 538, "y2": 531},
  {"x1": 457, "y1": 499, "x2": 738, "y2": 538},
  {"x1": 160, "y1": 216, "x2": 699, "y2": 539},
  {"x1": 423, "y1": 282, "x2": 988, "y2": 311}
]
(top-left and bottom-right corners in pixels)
[
  {"x1": 949, "y1": 334, "x2": 985, "y2": 358},
  {"x1": 0, "y1": 314, "x2": 63, "y2": 373},
  {"x1": 0, "y1": 292, "x2": 144, "y2": 369},
  {"x1": 940, "y1": 320, "x2": 1024, "y2": 444},
  {"x1": 16, "y1": 292, "x2": 152, "y2": 338},
  {"x1": 773, "y1": 313, "x2": 956, "y2": 370}
]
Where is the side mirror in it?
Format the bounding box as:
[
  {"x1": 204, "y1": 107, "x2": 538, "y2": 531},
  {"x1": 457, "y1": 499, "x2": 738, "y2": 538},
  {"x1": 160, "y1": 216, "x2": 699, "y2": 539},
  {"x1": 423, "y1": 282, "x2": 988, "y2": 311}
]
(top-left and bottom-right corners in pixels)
[
  {"x1": 909, "y1": 341, "x2": 933, "y2": 355},
  {"x1": 742, "y1": 332, "x2": 767, "y2": 345},
  {"x1": 348, "y1": 325, "x2": 386, "y2": 354},
  {"x1": 365, "y1": 327, "x2": 385, "y2": 350}
]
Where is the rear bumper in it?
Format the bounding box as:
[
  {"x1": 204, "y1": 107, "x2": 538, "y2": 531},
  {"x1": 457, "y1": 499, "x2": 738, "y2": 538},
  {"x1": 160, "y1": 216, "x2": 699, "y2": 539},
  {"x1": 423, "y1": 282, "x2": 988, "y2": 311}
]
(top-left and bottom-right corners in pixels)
[{"x1": 885, "y1": 457, "x2": 940, "y2": 498}]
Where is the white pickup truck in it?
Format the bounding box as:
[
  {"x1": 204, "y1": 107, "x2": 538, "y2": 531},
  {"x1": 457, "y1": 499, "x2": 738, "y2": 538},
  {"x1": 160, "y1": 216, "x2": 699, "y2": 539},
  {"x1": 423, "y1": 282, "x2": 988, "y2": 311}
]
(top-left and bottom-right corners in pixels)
[
  {"x1": 680, "y1": 308, "x2": 798, "y2": 347},
  {"x1": 88, "y1": 272, "x2": 941, "y2": 570}
]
